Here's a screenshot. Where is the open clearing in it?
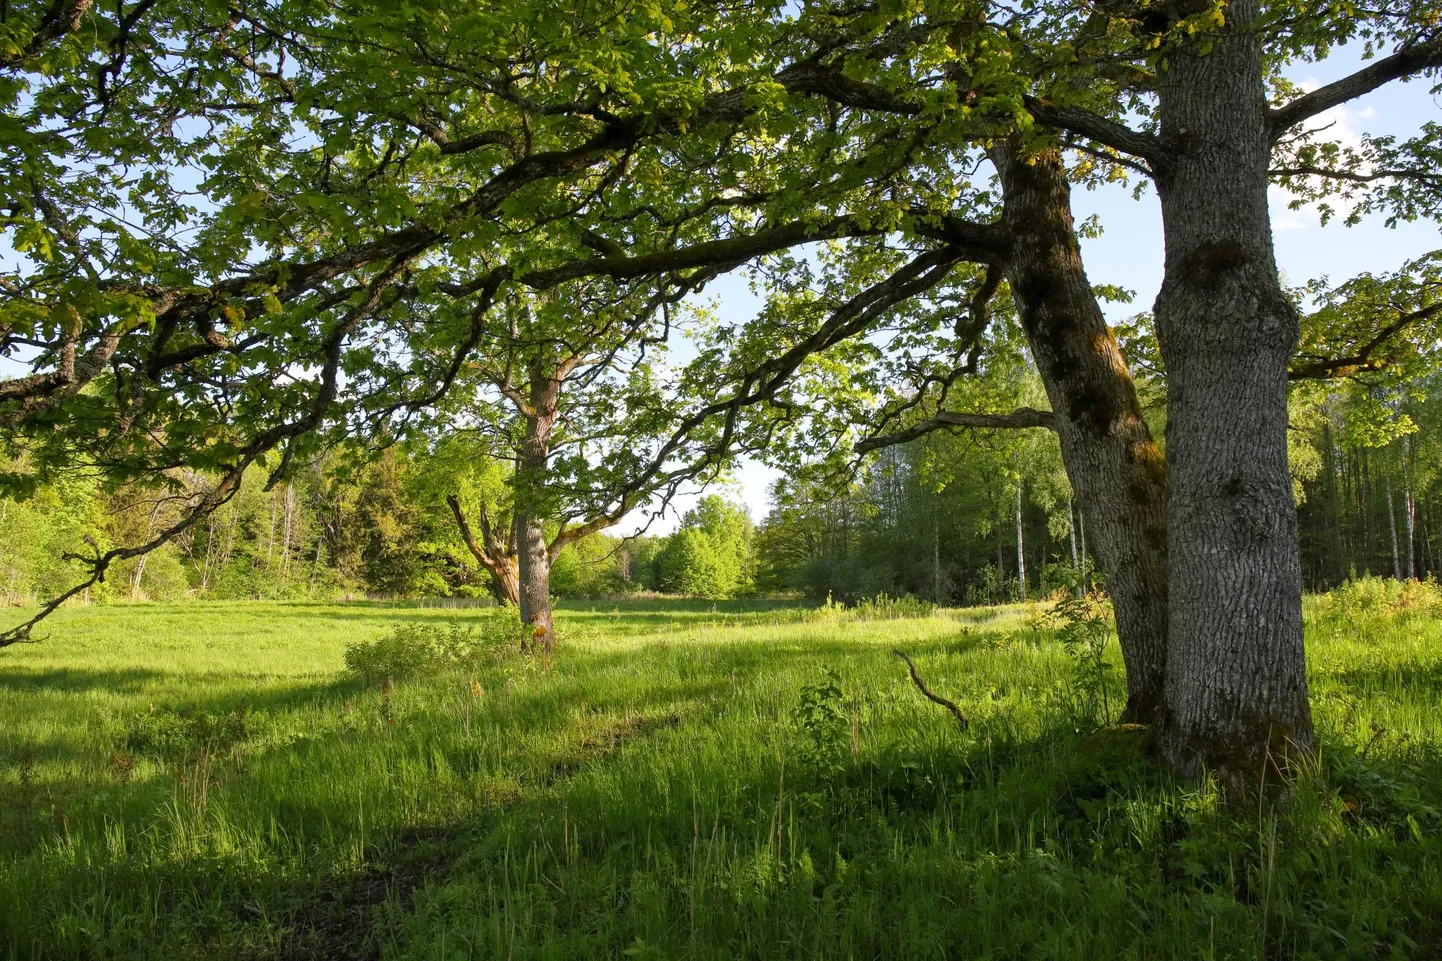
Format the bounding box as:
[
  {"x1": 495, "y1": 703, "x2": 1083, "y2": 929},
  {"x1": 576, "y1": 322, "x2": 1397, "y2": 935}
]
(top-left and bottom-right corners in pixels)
[{"x1": 2, "y1": 597, "x2": 1440, "y2": 960}]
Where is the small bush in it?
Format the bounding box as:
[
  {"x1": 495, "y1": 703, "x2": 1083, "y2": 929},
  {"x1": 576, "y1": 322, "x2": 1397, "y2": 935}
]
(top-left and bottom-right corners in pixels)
[
  {"x1": 344, "y1": 610, "x2": 528, "y2": 682},
  {"x1": 790, "y1": 668, "x2": 849, "y2": 779},
  {"x1": 120, "y1": 704, "x2": 250, "y2": 760},
  {"x1": 1320, "y1": 575, "x2": 1442, "y2": 624},
  {"x1": 799, "y1": 592, "x2": 936, "y2": 625},
  {"x1": 1049, "y1": 590, "x2": 1116, "y2": 728},
  {"x1": 850, "y1": 592, "x2": 936, "y2": 621}
]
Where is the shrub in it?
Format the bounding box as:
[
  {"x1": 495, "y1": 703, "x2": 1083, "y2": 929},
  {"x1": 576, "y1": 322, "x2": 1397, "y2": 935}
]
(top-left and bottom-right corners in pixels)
[
  {"x1": 1320, "y1": 575, "x2": 1442, "y2": 624},
  {"x1": 965, "y1": 563, "x2": 1001, "y2": 606},
  {"x1": 790, "y1": 668, "x2": 849, "y2": 778},
  {"x1": 343, "y1": 610, "x2": 528, "y2": 682},
  {"x1": 1049, "y1": 590, "x2": 1116, "y2": 728},
  {"x1": 850, "y1": 592, "x2": 936, "y2": 621},
  {"x1": 120, "y1": 704, "x2": 250, "y2": 760}
]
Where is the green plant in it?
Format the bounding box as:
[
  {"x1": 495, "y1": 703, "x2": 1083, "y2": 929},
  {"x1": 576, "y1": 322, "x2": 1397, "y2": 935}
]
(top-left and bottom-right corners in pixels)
[
  {"x1": 344, "y1": 611, "x2": 528, "y2": 682},
  {"x1": 790, "y1": 668, "x2": 849, "y2": 778},
  {"x1": 1320, "y1": 575, "x2": 1442, "y2": 628},
  {"x1": 120, "y1": 704, "x2": 250, "y2": 761},
  {"x1": 850, "y1": 593, "x2": 937, "y2": 621},
  {"x1": 1051, "y1": 589, "x2": 1116, "y2": 728},
  {"x1": 7, "y1": 597, "x2": 1442, "y2": 960}
]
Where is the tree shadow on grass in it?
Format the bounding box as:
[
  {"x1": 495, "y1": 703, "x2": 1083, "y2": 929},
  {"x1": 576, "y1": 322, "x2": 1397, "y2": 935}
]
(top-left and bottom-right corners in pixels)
[
  {"x1": 0, "y1": 620, "x2": 1082, "y2": 961},
  {"x1": 0, "y1": 665, "x2": 366, "y2": 708},
  {"x1": 254, "y1": 714, "x2": 1170, "y2": 961},
  {"x1": 0, "y1": 666, "x2": 171, "y2": 695}
]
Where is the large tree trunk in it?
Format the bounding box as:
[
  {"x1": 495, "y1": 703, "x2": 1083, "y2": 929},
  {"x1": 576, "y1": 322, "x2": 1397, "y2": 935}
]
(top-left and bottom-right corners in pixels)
[
  {"x1": 1151, "y1": 0, "x2": 1315, "y2": 790},
  {"x1": 991, "y1": 142, "x2": 1171, "y2": 724},
  {"x1": 513, "y1": 369, "x2": 561, "y2": 655},
  {"x1": 515, "y1": 509, "x2": 553, "y2": 653}
]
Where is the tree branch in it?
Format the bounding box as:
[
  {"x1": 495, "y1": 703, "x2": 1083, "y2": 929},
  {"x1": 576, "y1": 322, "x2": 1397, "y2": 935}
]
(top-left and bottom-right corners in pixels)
[
  {"x1": 1269, "y1": 38, "x2": 1442, "y2": 139},
  {"x1": 1022, "y1": 96, "x2": 1166, "y2": 166},
  {"x1": 856, "y1": 407, "x2": 1056, "y2": 453},
  {"x1": 0, "y1": 0, "x2": 93, "y2": 69},
  {"x1": 1288, "y1": 300, "x2": 1442, "y2": 381},
  {"x1": 893, "y1": 650, "x2": 969, "y2": 729},
  {"x1": 1270, "y1": 164, "x2": 1442, "y2": 188}
]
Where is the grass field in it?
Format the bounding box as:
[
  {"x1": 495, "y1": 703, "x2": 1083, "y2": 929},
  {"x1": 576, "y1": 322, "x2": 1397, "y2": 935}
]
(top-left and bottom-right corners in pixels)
[{"x1": 1, "y1": 589, "x2": 1440, "y2": 960}]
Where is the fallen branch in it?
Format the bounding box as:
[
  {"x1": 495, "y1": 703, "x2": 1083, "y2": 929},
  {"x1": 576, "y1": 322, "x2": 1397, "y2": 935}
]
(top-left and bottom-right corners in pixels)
[{"x1": 893, "y1": 649, "x2": 969, "y2": 729}]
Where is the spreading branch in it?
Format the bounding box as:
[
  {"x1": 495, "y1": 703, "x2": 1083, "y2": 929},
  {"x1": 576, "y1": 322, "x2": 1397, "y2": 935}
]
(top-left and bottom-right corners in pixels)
[
  {"x1": 1022, "y1": 96, "x2": 1167, "y2": 166},
  {"x1": 1289, "y1": 301, "x2": 1442, "y2": 381},
  {"x1": 1269, "y1": 38, "x2": 1442, "y2": 139},
  {"x1": 856, "y1": 407, "x2": 1056, "y2": 453},
  {"x1": 1270, "y1": 165, "x2": 1442, "y2": 189},
  {"x1": 0, "y1": 0, "x2": 93, "y2": 69}
]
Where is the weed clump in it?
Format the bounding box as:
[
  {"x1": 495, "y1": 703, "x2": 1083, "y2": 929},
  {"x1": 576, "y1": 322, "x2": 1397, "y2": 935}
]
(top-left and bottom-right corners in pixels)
[
  {"x1": 812, "y1": 592, "x2": 936, "y2": 623},
  {"x1": 1050, "y1": 589, "x2": 1117, "y2": 728},
  {"x1": 344, "y1": 611, "x2": 529, "y2": 682},
  {"x1": 120, "y1": 704, "x2": 250, "y2": 761},
  {"x1": 1319, "y1": 575, "x2": 1442, "y2": 625},
  {"x1": 790, "y1": 668, "x2": 849, "y2": 778},
  {"x1": 851, "y1": 592, "x2": 936, "y2": 621}
]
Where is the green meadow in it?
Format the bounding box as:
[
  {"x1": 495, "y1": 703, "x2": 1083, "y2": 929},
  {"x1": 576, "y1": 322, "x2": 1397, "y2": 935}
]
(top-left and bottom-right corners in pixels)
[{"x1": 1, "y1": 590, "x2": 1440, "y2": 960}]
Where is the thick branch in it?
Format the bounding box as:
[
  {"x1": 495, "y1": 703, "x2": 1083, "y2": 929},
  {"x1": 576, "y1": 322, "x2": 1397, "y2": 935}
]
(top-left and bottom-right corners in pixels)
[
  {"x1": 1288, "y1": 301, "x2": 1442, "y2": 381},
  {"x1": 1270, "y1": 164, "x2": 1442, "y2": 190},
  {"x1": 0, "y1": 0, "x2": 93, "y2": 69},
  {"x1": 447, "y1": 495, "x2": 495, "y2": 570},
  {"x1": 547, "y1": 508, "x2": 626, "y2": 561},
  {"x1": 453, "y1": 214, "x2": 1009, "y2": 298},
  {"x1": 1269, "y1": 38, "x2": 1442, "y2": 139},
  {"x1": 856, "y1": 407, "x2": 1056, "y2": 453},
  {"x1": 550, "y1": 246, "x2": 978, "y2": 541},
  {"x1": 1023, "y1": 96, "x2": 1166, "y2": 166},
  {"x1": 893, "y1": 650, "x2": 969, "y2": 729}
]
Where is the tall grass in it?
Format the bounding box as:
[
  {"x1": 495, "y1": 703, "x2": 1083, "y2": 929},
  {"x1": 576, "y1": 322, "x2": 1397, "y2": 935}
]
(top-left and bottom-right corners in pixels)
[{"x1": 0, "y1": 589, "x2": 1438, "y2": 959}]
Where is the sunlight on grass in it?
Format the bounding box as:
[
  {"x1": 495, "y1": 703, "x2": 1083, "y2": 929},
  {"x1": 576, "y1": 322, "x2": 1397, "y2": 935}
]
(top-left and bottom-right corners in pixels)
[{"x1": 1, "y1": 594, "x2": 1439, "y2": 960}]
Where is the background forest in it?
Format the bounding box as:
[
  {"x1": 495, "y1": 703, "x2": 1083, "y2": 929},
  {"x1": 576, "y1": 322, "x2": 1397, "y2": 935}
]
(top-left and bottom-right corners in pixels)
[{"x1": 9, "y1": 352, "x2": 1441, "y2": 607}]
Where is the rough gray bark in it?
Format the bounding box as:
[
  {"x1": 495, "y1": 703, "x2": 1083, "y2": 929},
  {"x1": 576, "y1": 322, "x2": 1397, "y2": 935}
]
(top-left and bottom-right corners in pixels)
[
  {"x1": 991, "y1": 142, "x2": 1171, "y2": 724},
  {"x1": 1151, "y1": 0, "x2": 1315, "y2": 788},
  {"x1": 515, "y1": 510, "x2": 554, "y2": 653}
]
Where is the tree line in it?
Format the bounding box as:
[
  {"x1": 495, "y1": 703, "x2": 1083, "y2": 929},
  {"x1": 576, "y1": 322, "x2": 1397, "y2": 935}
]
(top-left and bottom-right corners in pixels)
[{"x1": 0, "y1": 448, "x2": 761, "y2": 605}]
